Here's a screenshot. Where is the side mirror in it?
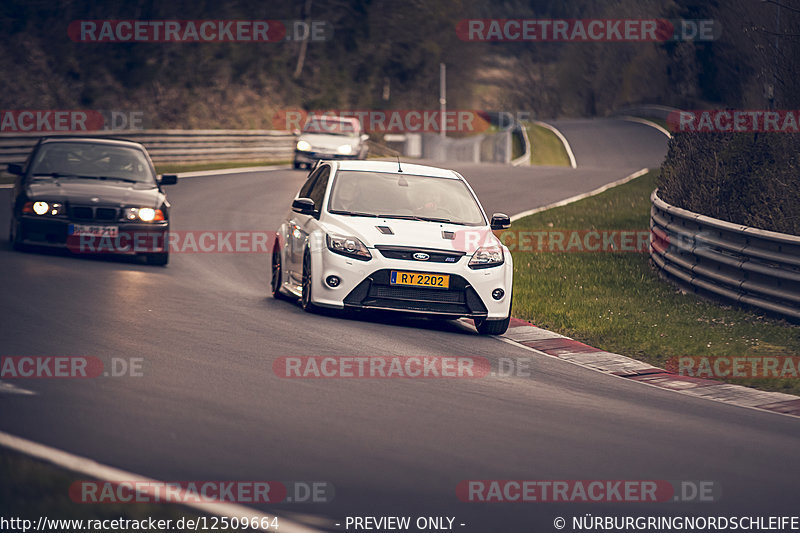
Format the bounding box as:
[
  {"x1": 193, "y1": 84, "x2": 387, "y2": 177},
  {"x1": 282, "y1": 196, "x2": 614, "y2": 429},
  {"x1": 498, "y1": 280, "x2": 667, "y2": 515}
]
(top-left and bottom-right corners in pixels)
[
  {"x1": 490, "y1": 213, "x2": 511, "y2": 231},
  {"x1": 360, "y1": 134, "x2": 369, "y2": 142},
  {"x1": 7, "y1": 163, "x2": 23, "y2": 176},
  {"x1": 292, "y1": 129, "x2": 301, "y2": 136},
  {"x1": 292, "y1": 197, "x2": 316, "y2": 215},
  {"x1": 159, "y1": 174, "x2": 178, "y2": 185}
]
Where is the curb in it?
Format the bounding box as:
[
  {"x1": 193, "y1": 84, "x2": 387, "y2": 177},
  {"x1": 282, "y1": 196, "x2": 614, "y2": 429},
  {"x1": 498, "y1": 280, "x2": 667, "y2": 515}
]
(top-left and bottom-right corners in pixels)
[{"x1": 497, "y1": 317, "x2": 800, "y2": 419}]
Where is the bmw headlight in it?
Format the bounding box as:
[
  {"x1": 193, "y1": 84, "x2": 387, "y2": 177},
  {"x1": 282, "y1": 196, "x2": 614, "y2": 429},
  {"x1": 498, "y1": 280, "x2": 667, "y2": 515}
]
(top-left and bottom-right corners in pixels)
[
  {"x1": 296, "y1": 140, "x2": 312, "y2": 152},
  {"x1": 326, "y1": 233, "x2": 371, "y2": 261},
  {"x1": 468, "y1": 244, "x2": 504, "y2": 269},
  {"x1": 23, "y1": 201, "x2": 64, "y2": 216},
  {"x1": 123, "y1": 207, "x2": 164, "y2": 222},
  {"x1": 336, "y1": 144, "x2": 353, "y2": 155}
]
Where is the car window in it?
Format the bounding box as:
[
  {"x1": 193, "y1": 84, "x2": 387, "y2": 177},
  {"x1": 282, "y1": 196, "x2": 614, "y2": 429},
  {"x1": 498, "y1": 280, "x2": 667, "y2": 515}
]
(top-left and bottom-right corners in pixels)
[
  {"x1": 298, "y1": 167, "x2": 323, "y2": 198},
  {"x1": 308, "y1": 167, "x2": 331, "y2": 212},
  {"x1": 302, "y1": 116, "x2": 359, "y2": 137},
  {"x1": 29, "y1": 142, "x2": 155, "y2": 184}
]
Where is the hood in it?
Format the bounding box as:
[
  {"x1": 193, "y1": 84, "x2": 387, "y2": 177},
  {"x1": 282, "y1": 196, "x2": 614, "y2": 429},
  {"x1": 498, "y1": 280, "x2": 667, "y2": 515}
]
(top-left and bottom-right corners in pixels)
[
  {"x1": 25, "y1": 178, "x2": 161, "y2": 207},
  {"x1": 324, "y1": 216, "x2": 496, "y2": 254},
  {"x1": 298, "y1": 132, "x2": 360, "y2": 151}
]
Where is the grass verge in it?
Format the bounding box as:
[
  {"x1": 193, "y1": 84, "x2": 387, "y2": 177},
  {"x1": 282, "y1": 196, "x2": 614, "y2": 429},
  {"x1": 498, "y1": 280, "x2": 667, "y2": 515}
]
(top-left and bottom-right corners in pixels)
[
  {"x1": 510, "y1": 170, "x2": 800, "y2": 395},
  {"x1": 524, "y1": 122, "x2": 571, "y2": 166},
  {"x1": 155, "y1": 160, "x2": 290, "y2": 175},
  {"x1": 0, "y1": 447, "x2": 246, "y2": 532}
]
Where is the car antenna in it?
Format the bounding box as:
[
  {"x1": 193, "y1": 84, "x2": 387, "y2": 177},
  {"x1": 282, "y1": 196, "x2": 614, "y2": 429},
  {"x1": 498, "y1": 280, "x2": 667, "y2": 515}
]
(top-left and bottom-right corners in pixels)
[{"x1": 396, "y1": 154, "x2": 403, "y2": 173}]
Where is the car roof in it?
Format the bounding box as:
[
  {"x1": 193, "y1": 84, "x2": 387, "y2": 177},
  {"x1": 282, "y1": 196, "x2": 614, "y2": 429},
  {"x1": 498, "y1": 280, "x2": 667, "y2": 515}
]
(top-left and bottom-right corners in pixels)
[
  {"x1": 38, "y1": 136, "x2": 147, "y2": 150},
  {"x1": 331, "y1": 160, "x2": 461, "y2": 179}
]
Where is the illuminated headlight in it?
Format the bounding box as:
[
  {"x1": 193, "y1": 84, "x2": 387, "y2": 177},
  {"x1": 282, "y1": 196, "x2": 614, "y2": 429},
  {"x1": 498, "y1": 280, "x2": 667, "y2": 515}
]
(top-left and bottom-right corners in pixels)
[
  {"x1": 326, "y1": 233, "x2": 371, "y2": 261},
  {"x1": 123, "y1": 207, "x2": 164, "y2": 222},
  {"x1": 24, "y1": 201, "x2": 64, "y2": 216},
  {"x1": 296, "y1": 140, "x2": 312, "y2": 152},
  {"x1": 468, "y1": 245, "x2": 504, "y2": 269},
  {"x1": 336, "y1": 144, "x2": 353, "y2": 155}
]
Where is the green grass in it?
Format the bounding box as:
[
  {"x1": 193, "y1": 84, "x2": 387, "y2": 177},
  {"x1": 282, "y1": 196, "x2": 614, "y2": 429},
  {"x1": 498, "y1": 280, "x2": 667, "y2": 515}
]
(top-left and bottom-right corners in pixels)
[
  {"x1": 524, "y1": 122, "x2": 571, "y2": 166},
  {"x1": 0, "y1": 448, "x2": 241, "y2": 532},
  {"x1": 154, "y1": 160, "x2": 290, "y2": 175},
  {"x1": 0, "y1": 174, "x2": 14, "y2": 185},
  {"x1": 511, "y1": 170, "x2": 800, "y2": 395}
]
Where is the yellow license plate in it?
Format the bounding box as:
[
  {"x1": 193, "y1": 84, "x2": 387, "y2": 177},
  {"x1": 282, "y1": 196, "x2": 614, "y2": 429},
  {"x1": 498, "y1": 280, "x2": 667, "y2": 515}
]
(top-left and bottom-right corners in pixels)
[{"x1": 390, "y1": 271, "x2": 449, "y2": 289}]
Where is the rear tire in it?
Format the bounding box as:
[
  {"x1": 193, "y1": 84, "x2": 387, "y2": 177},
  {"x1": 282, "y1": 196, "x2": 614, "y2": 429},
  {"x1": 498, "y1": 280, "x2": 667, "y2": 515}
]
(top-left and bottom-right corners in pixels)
[
  {"x1": 271, "y1": 245, "x2": 289, "y2": 300},
  {"x1": 301, "y1": 251, "x2": 317, "y2": 312}
]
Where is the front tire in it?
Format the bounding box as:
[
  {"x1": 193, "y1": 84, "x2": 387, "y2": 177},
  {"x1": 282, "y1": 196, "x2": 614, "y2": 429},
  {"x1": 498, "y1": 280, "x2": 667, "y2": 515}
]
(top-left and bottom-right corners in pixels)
[
  {"x1": 9, "y1": 218, "x2": 26, "y2": 252},
  {"x1": 301, "y1": 250, "x2": 317, "y2": 312},
  {"x1": 475, "y1": 316, "x2": 510, "y2": 335},
  {"x1": 145, "y1": 252, "x2": 169, "y2": 266}
]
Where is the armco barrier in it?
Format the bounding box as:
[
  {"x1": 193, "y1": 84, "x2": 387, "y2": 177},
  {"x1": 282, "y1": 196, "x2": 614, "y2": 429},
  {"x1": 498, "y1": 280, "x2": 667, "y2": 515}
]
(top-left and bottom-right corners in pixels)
[
  {"x1": 650, "y1": 189, "x2": 800, "y2": 321},
  {"x1": 0, "y1": 130, "x2": 295, "y2": 164}
]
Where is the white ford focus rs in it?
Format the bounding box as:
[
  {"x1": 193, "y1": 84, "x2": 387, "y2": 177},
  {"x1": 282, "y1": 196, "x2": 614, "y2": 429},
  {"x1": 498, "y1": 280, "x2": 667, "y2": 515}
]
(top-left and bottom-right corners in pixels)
[{"x1": 271, "y1": 160, "x2": 513, "y2": 335}]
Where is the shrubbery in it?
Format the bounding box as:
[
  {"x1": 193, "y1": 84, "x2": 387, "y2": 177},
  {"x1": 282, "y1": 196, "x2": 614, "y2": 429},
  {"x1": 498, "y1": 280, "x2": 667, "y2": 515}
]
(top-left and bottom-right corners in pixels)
[{"x1": 658, "y1": 133, "x2": 800, "y2": 235}]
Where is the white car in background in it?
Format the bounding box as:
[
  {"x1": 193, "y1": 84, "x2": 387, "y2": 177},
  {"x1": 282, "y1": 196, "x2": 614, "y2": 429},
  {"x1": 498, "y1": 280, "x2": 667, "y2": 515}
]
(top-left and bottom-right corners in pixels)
[
  {"x1": 293, "y1": 115, "x2": 369, "y2": 169},
  {"x1": 271, "y1": 160, "x2": 513, "y2": 335}
]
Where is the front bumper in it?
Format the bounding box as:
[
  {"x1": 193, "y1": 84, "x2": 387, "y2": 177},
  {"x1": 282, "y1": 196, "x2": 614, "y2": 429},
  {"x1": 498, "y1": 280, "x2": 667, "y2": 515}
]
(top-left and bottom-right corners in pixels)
[
  {"x1": 308, "y1": 245, "x2": 512, "y2": 320},
  {"x1": 17, "y1": 215, "x2": 169, "y2": 254}
]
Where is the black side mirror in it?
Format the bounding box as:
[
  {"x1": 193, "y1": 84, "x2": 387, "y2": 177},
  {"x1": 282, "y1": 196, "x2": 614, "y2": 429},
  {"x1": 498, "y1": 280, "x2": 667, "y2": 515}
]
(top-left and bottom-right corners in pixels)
[
  {"x1": 292, "y1": 197, "x2": 316, "y2": 215},
  {"x1": 159, "y1": 174, "x2": 178, "y2": 185},
  {"x1": 490, "y1": 213, "x2": 511, "y2": 231},
  {"x1": 7, "y1": 163, "x2": 23, "y2": 176}
]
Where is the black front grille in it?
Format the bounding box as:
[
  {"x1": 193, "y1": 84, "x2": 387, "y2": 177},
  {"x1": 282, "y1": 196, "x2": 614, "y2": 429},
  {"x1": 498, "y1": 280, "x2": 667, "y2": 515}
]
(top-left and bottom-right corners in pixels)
[
  {"x1": 96, "y1": 208, "x2": 118, "y2": 220},
  {"x1": 370, "y1": 285, "x2": 465, "y2": 304},
  {"x1": 343, "y1": 270, "x2": 487, "y2": 317},
  {"x1": 69, "y1": 206, "x2": 119, "y2": 221},
  {"x1": 376, "y1": 245, "x2": 465, "y2": 264}
]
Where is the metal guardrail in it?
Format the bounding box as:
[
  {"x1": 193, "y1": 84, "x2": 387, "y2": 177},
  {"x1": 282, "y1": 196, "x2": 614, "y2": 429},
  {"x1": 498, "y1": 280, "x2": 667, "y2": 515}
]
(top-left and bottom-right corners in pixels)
[
  {"x1": 0, "y1": 130, "x2": 296, "y2": 164},
  {"x1": 650, "y1": 189, "x2": 800, "y2": 321}
]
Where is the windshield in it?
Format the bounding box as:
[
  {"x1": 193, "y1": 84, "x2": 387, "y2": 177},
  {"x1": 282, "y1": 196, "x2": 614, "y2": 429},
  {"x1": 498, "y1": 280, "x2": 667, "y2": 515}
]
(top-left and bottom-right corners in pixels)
[
  {"x1": 328, "y1": 170, "x2": 486, "y2": 226},
  {"x1": 29, "y1": 142, "x2": 156, "y2": 184},
  {"x1": 302, "y1": 116, "x2": 360, "y2": 137}
]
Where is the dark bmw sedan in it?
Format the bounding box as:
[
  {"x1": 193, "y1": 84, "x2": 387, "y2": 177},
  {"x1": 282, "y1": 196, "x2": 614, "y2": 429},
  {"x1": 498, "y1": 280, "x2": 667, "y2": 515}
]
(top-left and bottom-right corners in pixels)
[{"x1": 7, "y1": 137, "x2": 177, "y2": 265}]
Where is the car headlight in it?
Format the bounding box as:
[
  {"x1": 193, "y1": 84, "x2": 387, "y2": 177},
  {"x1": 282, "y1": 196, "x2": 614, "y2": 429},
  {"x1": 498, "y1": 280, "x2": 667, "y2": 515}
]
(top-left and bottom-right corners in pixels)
[
  {"x1": 468, "y1": 244, "x2": 504, "y2": 269},
  {"x1": 23, "y1": 201, "x2": 64, "y2": 216},
  {"x1": 123, "y1": 207, "x2": 164, "y2": 222},
  {"x1": 336, "y1": 144, "x2": 353, "y2": 155},
  {"x1": 326, "y1": 233, "x2": 371, "y2": 261},
  {"x1": 296, "y1": 140, "x2": 312, "y2": 152}
]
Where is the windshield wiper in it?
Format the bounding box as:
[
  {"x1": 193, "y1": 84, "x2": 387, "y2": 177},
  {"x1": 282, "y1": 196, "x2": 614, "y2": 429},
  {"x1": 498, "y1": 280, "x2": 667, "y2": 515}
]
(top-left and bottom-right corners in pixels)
[
  {"x1": 378, "y1": 214, "x2": 458, "y2": 224},
  {"x1": 329, "y1": 210, "x2": 379, "y2": 218}
]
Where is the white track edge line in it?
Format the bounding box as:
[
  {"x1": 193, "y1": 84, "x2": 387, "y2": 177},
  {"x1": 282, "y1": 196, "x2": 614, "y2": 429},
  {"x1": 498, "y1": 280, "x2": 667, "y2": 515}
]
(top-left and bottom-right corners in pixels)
[
  {"x1": 0, "y1": 431, "x2": 321, "y2": 533},
  {"x1": 510, "y1": 167, "x2": 649, "y2": 222},
  {"x1": 533, "y1": 120, "x2": 577, "y2": 169},
  {"x1": 619, "y1": 116, "x2": 673, "y2": 139}
]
